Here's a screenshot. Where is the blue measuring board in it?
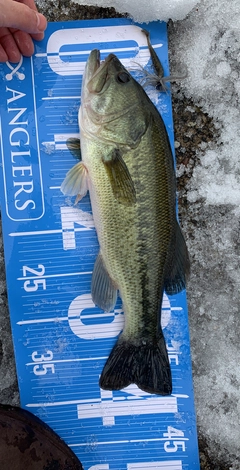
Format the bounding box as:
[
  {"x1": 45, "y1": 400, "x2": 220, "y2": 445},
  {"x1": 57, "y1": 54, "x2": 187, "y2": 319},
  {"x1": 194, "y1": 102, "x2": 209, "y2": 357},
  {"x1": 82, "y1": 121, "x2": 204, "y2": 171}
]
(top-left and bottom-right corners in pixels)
[{"x1": 0, "y1": 18, "x2": 200, "y2": 470}]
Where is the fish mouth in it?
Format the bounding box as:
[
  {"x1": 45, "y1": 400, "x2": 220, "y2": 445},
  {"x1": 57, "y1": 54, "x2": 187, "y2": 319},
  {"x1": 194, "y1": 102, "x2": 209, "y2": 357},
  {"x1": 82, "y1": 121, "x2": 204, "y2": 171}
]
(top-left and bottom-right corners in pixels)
[{"x1": 85, "y1": 50, "x2": 117, "y2": 93}]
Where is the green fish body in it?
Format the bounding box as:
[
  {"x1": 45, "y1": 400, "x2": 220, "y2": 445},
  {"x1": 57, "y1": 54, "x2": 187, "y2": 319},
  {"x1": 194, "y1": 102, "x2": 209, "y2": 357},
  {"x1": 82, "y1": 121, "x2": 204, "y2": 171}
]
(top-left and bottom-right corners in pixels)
[{"x1": 61, "y1": 50, "x2": 189, "y2": 395}]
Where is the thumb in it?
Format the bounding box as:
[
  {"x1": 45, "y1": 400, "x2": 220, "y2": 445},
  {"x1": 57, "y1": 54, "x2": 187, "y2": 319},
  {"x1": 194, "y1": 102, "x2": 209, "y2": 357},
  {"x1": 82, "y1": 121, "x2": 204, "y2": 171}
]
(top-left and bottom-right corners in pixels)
[{"x1": 0, "y1": 1, "x2": 47, "y2": 33}]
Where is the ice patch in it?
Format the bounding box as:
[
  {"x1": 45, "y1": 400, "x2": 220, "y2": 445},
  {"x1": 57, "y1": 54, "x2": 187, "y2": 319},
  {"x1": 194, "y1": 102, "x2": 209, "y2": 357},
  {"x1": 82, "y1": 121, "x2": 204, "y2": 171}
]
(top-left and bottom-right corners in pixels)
[{"x1": 73, "y1": 0, "x2": 199, "y2": 22}]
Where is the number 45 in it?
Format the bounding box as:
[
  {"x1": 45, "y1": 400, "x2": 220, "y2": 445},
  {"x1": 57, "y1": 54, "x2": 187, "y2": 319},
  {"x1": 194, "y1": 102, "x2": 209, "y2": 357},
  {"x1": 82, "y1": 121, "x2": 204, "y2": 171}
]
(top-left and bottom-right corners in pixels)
[{"x1": 163, "y1": 426, "x2": 187, "y2": 453}]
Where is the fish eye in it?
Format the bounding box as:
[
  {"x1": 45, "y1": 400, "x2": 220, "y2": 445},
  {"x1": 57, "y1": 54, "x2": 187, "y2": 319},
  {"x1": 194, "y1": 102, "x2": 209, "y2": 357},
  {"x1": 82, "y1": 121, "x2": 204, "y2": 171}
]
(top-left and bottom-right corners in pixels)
[{"x1": 116, "y1": 72, "x2": 131, "y2": 84}]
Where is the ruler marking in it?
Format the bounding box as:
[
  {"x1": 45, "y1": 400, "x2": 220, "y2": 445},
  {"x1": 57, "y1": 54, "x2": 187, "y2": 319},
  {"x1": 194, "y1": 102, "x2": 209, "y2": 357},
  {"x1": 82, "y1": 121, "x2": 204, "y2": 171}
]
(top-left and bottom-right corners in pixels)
[
  {"x1": 70, "y1": 437, "x2": 189, "y2": 447},
  {"x1": 35, "y1": 45, "x2": 150, "y2": 60},
  {"x1": 26, "y1": 357, "x2": 108, "y2": 365},
  {"x1": 17, "y1": 311, "x2": 120, "y2": 325},
  {"x1": 42, "y1": 96, "x2": 80, "y2": 100},
  {"x1": 10, "y1": 227, "x2": 92, "y2": 237},
  {"x1": 0, "y1": 22, "x2": 199, "y2": 469},
  {"x1": 26, "y1": 397, "x2": 177, "y2": 408},
  {"x1": 17, "y1": 271, "x2": 92, "y2": 281}
]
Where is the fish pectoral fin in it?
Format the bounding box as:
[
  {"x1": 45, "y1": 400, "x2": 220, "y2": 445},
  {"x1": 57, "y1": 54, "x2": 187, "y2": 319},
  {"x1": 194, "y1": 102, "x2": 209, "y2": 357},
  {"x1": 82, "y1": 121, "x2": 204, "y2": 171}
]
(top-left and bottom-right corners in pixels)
[
  {"x1": 91, "y1": 253, "x2": 118, "y2": 312},
  {"x1": 60, "y1": 161, "x2": 88, "y2": 204},
  {"x1": 66, "y1": 137, "x2": 81, "y2": 160},
  {"x1": 102, "y1": 149, "x2": 136, "y2": 206},
  {"x1": 164, "y1": 222, "x2": 190, "y2": 295}
]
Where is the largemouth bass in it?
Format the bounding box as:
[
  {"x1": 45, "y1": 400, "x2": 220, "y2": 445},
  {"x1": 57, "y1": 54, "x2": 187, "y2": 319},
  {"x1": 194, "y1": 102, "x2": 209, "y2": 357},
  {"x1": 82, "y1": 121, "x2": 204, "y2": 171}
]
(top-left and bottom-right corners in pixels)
[{"x1": 61, "y1": 50, "x2": 190, "y2": 395}]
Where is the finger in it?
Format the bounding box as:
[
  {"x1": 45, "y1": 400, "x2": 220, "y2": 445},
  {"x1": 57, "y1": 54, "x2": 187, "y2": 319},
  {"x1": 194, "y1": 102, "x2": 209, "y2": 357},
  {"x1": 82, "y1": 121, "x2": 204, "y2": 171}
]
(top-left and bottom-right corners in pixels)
[
  {"x1": 13, "y1": 30, "x2": 34, "y2": 57},
  {"x1": 9, "y1": 26, "x2": 45, "y2": 42},
  {"x1": 0, "y1": 43, "x2": 8, "y2": 62},
  {"x1": 15, "y1": 0, "x2": 46, "y2": 40},
  {"x1": 0, "y1": 1, "x2": 47, "y2": 34},
  {"x1": 30, "y1": 30, "x2": 45, "y2": 41},
  {"x1": 0, "y1": 28, "x2": 21, "y2": 62}
]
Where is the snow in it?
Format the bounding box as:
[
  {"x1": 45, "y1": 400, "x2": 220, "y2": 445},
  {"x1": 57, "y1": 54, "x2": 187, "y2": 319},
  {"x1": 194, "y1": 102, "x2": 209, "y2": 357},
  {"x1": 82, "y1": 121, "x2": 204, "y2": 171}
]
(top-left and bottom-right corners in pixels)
[
  {"x1": 73, "y1": 0, "x2": 199, "y2": 22},
  {"x1": 169, "y1": 1, "x2": 240, "y2": 210},
  {"x1": 168, "y1": 1, "x2": 240, "y2": 466}
]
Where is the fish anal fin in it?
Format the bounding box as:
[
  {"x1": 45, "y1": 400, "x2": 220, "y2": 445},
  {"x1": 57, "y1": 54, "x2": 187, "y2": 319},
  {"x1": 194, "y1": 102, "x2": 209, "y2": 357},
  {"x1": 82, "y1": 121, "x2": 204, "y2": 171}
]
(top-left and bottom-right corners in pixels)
[
  {"x1": 100, "y1": 334, "x2": 172, "y2": 396},
  {"x1": 91, "y1": 253, "x2": 117, "y2": 312},
  {"x1": 103, "y1": 149, "x2": 136, "y2": 206},
  {"x1": 60, "y1": 161, "x2": 88, "y2": 204},
  {"x1": 164, "y1": 222, "x2": 190, "y2": 295}
]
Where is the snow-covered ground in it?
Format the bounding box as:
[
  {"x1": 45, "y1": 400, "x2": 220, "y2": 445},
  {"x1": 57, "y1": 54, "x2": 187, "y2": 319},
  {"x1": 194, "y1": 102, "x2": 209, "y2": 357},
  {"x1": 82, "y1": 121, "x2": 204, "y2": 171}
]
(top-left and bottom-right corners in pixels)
[{"x1": 169, "y1": 2, "x2": 240, "y2": 466}]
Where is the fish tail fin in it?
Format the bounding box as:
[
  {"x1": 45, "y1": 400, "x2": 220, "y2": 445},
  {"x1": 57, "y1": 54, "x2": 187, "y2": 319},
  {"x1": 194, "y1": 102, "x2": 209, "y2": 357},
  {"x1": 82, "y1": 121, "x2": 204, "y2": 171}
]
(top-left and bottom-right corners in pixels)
[{"x1": 99, "y1": 333, "x2": 172, "y2": 396}]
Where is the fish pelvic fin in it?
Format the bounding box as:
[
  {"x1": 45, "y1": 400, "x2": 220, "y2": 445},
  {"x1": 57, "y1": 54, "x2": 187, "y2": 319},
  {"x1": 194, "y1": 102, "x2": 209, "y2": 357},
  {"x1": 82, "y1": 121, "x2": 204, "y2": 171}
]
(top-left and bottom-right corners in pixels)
[
  {"x1": 99, "y1": 334, "x2": 172, "y2": 396},
  {"x1": 60, "y1": 161, "x2": 88, "y2": 204},
  {"x1": 164, "y1": 222, "x2": 190, "y2": 295},
  {"x1": 66, "y1": 137, "x2": 81, "y2": 160},
  {"x1": 91, "y1": 253, "x2": 118, "y2": 312}
]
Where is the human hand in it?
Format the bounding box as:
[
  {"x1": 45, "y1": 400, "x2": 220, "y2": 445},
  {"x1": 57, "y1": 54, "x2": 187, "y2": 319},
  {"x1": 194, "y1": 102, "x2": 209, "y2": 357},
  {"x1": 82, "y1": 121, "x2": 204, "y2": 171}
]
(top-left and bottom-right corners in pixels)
[{"x1": 0, "y1": 0, "x2": 47, "y2": 63}]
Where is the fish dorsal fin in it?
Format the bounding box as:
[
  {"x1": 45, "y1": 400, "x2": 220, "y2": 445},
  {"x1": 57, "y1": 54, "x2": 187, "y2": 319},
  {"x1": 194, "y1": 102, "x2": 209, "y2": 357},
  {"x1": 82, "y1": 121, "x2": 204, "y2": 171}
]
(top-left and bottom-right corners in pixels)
[
  {"x1": 102, "y1": 149, "x2": 136, "y2": 206},
  {"x1": 91, "y1": 253, "x2": 118, "y2": 312},
  {"x1": 164, "y1": 222, "x2": 190, "y2": 295},
  {"x1": 66, "y1": 138, "x2": 81, "y2": 160},
  {"x1": 60, "y1": 161, "x2": 88, "y2": 204}
]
